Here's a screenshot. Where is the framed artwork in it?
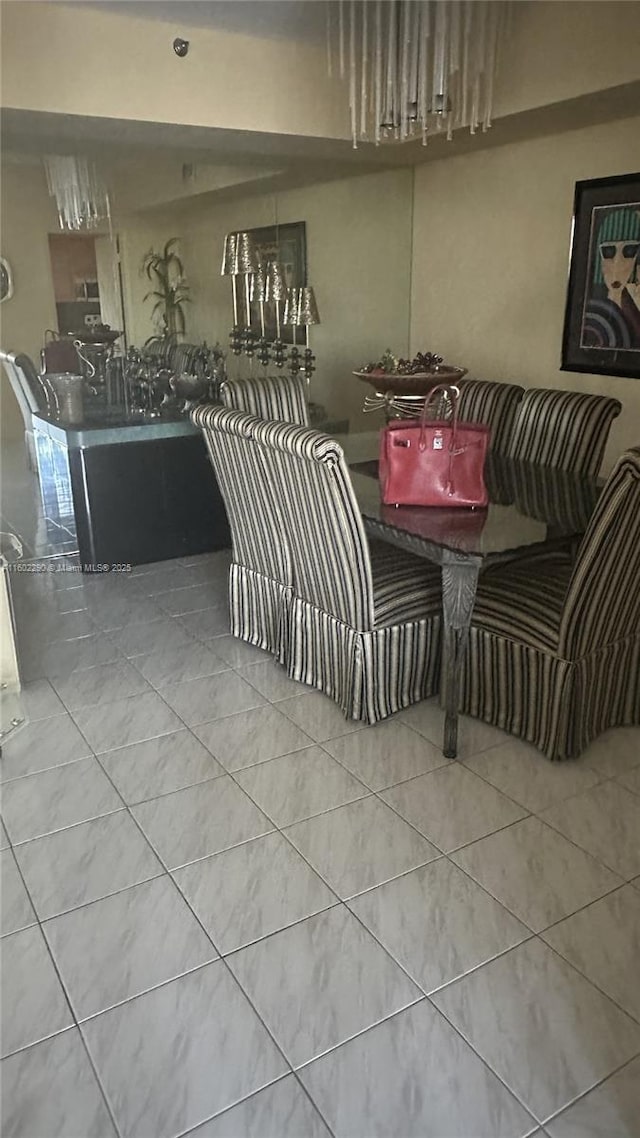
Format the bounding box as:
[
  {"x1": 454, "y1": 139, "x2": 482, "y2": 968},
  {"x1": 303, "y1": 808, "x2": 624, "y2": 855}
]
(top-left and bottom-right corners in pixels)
[
  {"x1": 0, "y1": 257, "x2": 13, "y2": 303},
  {"x1": 561, "y1": 173, "x2": 640, "y2": 379},
  {"x1": 246, "y1": 221, "x2": 306, "y2": 344}
]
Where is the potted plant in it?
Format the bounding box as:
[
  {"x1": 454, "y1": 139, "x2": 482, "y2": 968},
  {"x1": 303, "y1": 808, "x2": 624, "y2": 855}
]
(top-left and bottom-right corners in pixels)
[{"x1": 141, "y1": 238, "x2": 190, "y2": 339}]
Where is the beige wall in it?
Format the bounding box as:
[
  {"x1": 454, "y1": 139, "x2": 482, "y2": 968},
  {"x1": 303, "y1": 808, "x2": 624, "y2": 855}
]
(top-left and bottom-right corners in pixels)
[
  {"x1": 0, "y1": 163, "x2": 58, "y2": 442},
  {"x1": 1, "y1": 1, "x2": 349, "y2": 141},
  {"x1": 120, "y1": 168, "x2": 414, "y2": 426},
  {"x1": 4, "y1": 3, "x2": 639, "y2": 147},
  {"x1": 411, "y1": 115, "x2": 640, "y2": 470}
]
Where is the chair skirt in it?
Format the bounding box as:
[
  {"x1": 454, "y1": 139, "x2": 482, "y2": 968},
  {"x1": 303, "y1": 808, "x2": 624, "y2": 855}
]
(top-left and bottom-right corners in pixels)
[
  {"x1": 460, "y1": 628, "x2": 640, "y2": 760},
  {"x1": 284, "y1": 597, "x2": 442, "y2": 724},
  {"x1": 229, "y1": 563, "x2": 290, "y2": 663}
]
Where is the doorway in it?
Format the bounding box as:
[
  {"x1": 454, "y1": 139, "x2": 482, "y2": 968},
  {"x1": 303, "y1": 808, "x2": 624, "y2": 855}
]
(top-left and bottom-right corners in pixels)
[{"x1": 47, "y1": 233, "x2": 125, "y2": 343}]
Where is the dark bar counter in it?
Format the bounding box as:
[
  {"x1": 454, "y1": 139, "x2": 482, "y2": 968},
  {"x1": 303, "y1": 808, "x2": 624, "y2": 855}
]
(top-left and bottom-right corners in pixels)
[{"x1": 33, "y1": 405, "x2": 230, "y2": 570}]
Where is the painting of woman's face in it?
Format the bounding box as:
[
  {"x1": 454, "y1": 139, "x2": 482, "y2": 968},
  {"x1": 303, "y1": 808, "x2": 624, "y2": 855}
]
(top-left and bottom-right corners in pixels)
[{"x1": 599, "y1": 239, "x2": 639, "y2": 300}]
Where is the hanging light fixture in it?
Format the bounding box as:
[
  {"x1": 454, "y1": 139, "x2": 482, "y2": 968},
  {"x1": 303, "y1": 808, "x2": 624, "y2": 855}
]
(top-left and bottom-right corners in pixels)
[
  {"x1": 44, "y1": 156, "x2": 111, "y2": 230},
  {"x1": 328, "y1": 1, "x2": 510, "y2": 148}
]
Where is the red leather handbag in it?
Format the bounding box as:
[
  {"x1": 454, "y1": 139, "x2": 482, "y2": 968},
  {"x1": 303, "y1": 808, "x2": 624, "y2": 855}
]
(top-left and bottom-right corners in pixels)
[{"x1": 379, "y1": 384, "x2": 490, "y2": 508}]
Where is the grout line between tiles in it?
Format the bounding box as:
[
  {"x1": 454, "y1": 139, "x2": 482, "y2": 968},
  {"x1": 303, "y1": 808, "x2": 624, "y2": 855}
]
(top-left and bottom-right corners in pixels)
[
  {"x1": 1, "y1": 834, "x2": 124, "y2": 1136},
  {"x1": 7, "y1": 566, "x2": 640, "y2": 1135},
  {"x1": 535, "y1": 1049, "x2": 640, "y2": 1130}
]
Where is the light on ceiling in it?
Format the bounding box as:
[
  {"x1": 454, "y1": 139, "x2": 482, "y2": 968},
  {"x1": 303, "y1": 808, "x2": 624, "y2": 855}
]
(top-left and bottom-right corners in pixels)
[
  {"x1": 327, "y1": 0, "x2": 510, "y2": 147},
  {"x1": 44, "y1": 155, "x2": 111, "y2": 230}
]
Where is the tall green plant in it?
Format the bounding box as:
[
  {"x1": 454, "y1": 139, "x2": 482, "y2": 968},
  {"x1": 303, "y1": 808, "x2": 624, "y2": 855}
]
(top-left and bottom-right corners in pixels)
[{"x1": 141, "y1": 237, "x2": 190, "y2": 338}]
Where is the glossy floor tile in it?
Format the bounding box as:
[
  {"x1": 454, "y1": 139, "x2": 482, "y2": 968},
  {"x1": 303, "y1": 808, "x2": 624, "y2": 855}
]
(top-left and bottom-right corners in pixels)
[
  {"x1": 349, "y1": 859, "x2": 529, "y2": 993},
  {"x1": 0, "y1": 849, "x2": 36, "y2": 936},
  {"x1": 51, "y1": 659, "x2": 152, "y2": 711},
  {"x1": 132, "y1": 639, "x2": 229, "y2": 688},
  {"x1": 398, "y1": 698, "x2": 508, "y2": 758},
  {"x1": 109, "y1": 615, "x2": 194, "y2": 658},
  {"x1": 381, "y1": 762, "x2": 527, "y2": 852},
  {"x1": 277, "y1": 690, "x2": 365, "y2": 742},
  {"x1": 100, "y1": 729, "x2": 224, "y2": 804},
  {"x1": 541, "y1": 885, "x2": 640, "y2": 1022},
  {"x1": 14, "y1": 811, "x2": 163, "y2": 920},
  {"x1": 432, "y1": 938, "x2": 640, "y2": 1122},
  {"x1": 464, "y1": 739, "x2": 603, "y2": 813},
  {"x1": 1, "y1": 924, "x2": 73, "y2": 1056},
  {"x1": 452, "y1": 816, "x2": 621, "y2": 932},
  {"x1": 173, "y1": 831, "x2": 336, "y2": 954},
  {"x1": 545, "y1": 1055, "x2": 640, "y2": 1138},
  {"x1": 4, "y1": 536, "x2": 640, "y2": 1138},
  {"x1": 235, "y1": 746, "x2": 368, "y2": 827},
  {"x1": 1, "y1": 757, "x2": 123, "y2": 844},
  {"x1": 189, "y1": 1075, "x2": 332, "y2": 1138},
  {"x1": 192, "y1": 704, "x2": 313, "y2": 772},
  {"x1": 1, "y1": 1029, "x2": 117, "y2": 1138},
  {"x1": 323, "y1": 718, "x2": 449, "y2": 790},
  {"x1": 227, "y1": 905, "x2": 421, "y2": 1067},
  {"x1": 0, "y1": 713, "x2": 92, "y2": 782},
  {"x1": 132, "y1": 775, "x2": 273, "y2": 868},
  {"x1": 284, "y1": 795, "x2": 439, "y2": 899},
  {"x1": 82, "y1": 961, "x2": 287, "y2": 1138},
  {"x1": 540, "y1": 781, "x2": 640, "y2": 880},
  {"x1": 158, "y1": 670, "x2": 265, "y2": 727},
  {"x1": 1, "y1": 678, "x2": 65, "y2": 723},
  {"x1": 72, "y1": 690, "x2": 183, "y2": 753},
  {"x1": 299, "y1": 1001, "x2": 535, "y2": 1137},
  {"x1": 239, "y1": 660, "x2": 308, "y2": 702},
  {"x1": 43, "y1": 875, "x2": 218, "y2": 1019}
]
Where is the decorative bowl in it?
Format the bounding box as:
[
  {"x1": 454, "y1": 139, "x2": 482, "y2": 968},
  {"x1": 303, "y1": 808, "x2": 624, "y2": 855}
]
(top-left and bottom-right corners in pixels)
[{"x1": 353, "y1": 366, "x2": 467, "y2": 396}]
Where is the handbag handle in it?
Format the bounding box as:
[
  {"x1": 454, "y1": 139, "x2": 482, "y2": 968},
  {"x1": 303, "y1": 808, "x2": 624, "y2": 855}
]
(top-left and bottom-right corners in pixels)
[{"x1": 418, "y1": 384, "x2": 460, "y2": 452}]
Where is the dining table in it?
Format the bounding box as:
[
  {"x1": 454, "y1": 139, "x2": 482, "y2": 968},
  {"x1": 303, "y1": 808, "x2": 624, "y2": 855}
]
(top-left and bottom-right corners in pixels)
[{"x1": 338, "y1": 431, "x2": 601, "y2": 759}]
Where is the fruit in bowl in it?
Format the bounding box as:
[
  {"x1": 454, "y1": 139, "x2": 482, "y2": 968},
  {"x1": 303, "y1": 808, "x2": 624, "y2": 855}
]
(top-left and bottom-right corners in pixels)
[
  {"x1": 359, "y1": 349, "x2": 446, "y2": 376},
  {"x1": 354, "y1": 349, "x2": 467, "y2": 395}
]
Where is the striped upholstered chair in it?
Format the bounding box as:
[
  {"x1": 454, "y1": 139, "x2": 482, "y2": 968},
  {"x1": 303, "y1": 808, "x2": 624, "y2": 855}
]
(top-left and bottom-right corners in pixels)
[
  {"x1": 249, "y1": 418, "x2": 442, "y2": 723},
  {"x1": 457, "y1": 379, "x2": 524, "y2": 456},
  {"x1": 459, "y1": 447, "x2": 640, "y2": 759},
  {"x1": 220, "y1": 374, "x2": 309, "y2": 425},
  {"x1": 507, "y1": 387, "x2": 621, "y2": 476},
  {"x1": 191, "y1": 405, "x2": 292, "y2": 659}
]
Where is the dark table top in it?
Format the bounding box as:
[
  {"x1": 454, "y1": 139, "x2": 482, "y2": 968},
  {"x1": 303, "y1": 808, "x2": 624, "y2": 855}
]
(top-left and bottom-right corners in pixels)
[{"x1": 341, "y1": 435, "x2": 600, "y2": 562}]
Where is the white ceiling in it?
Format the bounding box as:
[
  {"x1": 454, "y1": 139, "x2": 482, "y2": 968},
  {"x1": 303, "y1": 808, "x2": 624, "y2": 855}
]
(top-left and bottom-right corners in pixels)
[{"x1": 79, "y1": 0, "x2": 328, "y2": 43}]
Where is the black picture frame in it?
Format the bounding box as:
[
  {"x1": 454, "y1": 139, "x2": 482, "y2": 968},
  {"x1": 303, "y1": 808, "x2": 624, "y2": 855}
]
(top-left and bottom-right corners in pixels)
[
  {"x1": 245, "y1": 221, "x2": 307, "y2": 345},
  {"x1": 561, "y1": 173, "x2": 640, "y2": 379}
]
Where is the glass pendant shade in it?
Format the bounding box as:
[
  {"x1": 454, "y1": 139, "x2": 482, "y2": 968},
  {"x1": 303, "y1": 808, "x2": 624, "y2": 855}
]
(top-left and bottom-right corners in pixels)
[
  {"x1": 328, "y1": 0, "x2": 510, "y2": 147},
  {"x1": 44, "y1": 155, "x2": 111, "y2": 231}
]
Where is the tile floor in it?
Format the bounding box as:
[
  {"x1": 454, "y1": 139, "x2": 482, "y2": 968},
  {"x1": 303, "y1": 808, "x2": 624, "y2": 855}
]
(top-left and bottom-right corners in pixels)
[{"x1": 1, "y1": 543, "x2": 640, "y2": 1137}]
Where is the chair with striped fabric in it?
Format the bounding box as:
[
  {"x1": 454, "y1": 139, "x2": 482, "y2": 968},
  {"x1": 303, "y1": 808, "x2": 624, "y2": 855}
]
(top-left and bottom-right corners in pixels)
[
  {"x1": 459, "y1": 447, "x2": 640, "y2": 759},
  {"x1": 507, "y1": 387, "x2": 621, "y2": 476},
  {"x1": 220, "y1": 374, "x2": 309, "y2": 425},
  {"x1": 457, "y1": 378, "x2": 524, "y2": 455},
  {"x1": 249, "y1": 418, "x2": 443, "y2": 724},
  {"x1": 191, "y1": 404, "x2": 292, "y2": 659}
]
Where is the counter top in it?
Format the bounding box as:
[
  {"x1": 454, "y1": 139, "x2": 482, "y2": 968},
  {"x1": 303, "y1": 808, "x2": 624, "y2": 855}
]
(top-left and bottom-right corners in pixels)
[{"x1": 32, "y1": 406, "x2": 200, "y2": 448}]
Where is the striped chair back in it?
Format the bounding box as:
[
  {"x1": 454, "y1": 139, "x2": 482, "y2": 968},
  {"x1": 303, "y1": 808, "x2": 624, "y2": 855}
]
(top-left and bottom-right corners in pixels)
[
  {"x1": 507, "y1": 387, "x2": 621, "y2": 476},
  {"x1": 457, "y1": 379, "x2": 524, "y2": 455},
  {"x1": 250, "y1": 419, "x2": 376, "y2": 631},
  {"x1": 221, "y1": 375, "x2": 309, "y2": 426},
  {"x1": 191, "y1": 404, "x2": 291, "y2": 589},
  {"x1": 560, "y1": 447, "x2": 640, "y2": 660}
]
